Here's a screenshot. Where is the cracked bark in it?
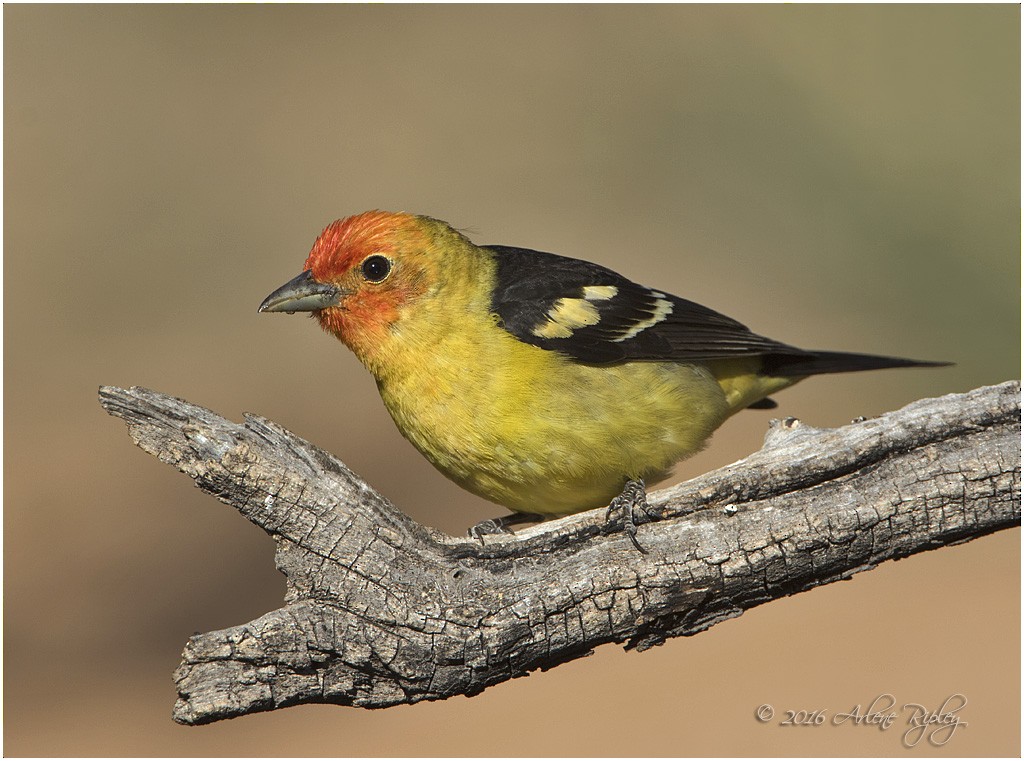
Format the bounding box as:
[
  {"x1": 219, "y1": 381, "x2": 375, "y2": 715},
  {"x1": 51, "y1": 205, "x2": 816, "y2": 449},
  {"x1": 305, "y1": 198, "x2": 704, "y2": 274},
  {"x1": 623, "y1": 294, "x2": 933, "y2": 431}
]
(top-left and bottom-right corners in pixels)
[{"x1": 98, "y1": 380, "x2": 1021, "y2": 725}]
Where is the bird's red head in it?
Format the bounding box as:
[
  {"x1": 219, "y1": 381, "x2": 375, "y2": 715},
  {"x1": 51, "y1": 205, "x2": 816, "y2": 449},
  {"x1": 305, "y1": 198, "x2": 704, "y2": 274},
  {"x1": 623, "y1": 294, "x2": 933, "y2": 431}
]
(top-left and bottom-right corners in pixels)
[
  {"x1": 304, "y1": 211, "x2": 421, "y2": 284},
  {"x1": 298, "y1": 211, "x2": 437, "y2": 361},
  {"x1": 260, "y1": 210, "x2": 480, "y2": 375}
]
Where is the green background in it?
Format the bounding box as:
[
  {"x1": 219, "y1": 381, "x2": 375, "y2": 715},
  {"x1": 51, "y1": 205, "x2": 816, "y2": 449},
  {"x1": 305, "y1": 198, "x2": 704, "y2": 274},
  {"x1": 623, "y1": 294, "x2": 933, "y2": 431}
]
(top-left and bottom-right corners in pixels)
[{"x1": 5, "y1": 5, "x2": 1019, "y2": 755}]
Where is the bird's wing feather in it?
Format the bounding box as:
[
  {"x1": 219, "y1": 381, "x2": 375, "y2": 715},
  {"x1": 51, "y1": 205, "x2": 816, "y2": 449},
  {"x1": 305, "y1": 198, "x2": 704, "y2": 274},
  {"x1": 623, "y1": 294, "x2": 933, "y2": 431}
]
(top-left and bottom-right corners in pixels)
[{"x1": 486, "y1": 245, "x2": 808, "y2": 365}]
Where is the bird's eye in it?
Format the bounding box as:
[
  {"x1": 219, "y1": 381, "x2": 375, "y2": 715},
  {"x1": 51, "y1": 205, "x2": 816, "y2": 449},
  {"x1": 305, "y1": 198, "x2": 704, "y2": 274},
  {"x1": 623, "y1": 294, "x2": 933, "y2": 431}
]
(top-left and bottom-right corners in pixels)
[{"x1": 361, "y1": 255, "x2": 392, "y2": 283}]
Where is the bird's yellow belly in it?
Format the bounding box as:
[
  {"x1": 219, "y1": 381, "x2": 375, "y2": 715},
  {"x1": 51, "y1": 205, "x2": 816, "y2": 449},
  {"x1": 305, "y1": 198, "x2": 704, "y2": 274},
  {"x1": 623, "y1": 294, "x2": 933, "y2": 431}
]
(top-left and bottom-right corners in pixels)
[{"x1": 376, "y1": 336, "x2": 733, "y2": 516}]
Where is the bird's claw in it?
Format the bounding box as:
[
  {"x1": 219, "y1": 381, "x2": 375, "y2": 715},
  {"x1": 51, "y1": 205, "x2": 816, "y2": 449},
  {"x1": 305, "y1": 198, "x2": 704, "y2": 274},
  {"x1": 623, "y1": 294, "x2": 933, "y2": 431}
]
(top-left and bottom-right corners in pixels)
[
  {"x1": 606, "y1": 479, "x2": 655, "y2": 553},
  {"x1": 468, "y1": 512, "x2": 546, "y2": 544},
  {"x1": 468, "y1": 519, "x2": 513, "y2": 544}
]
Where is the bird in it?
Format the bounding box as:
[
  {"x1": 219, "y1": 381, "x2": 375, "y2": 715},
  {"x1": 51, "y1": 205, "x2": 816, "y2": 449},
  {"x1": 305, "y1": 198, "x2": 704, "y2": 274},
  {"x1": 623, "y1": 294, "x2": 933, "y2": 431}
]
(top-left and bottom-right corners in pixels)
[{"x1": 259, "y1": 210, "x2": 947, "y2": 550}]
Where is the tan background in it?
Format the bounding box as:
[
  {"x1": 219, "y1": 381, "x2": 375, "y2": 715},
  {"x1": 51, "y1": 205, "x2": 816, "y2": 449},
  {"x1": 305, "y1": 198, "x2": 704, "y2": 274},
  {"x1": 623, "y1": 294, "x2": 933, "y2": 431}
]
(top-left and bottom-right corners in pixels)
[{"x1": 4, "y1": 5, "x2": 1019, "y2": 756}]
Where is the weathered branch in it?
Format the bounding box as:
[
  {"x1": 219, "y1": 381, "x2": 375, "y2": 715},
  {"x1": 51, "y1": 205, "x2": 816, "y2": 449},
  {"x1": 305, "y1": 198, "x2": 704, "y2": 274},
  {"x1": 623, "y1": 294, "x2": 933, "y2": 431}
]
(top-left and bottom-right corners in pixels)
[{"x1": 99, "y1": 381, "x2": 1021, "y2": 725}]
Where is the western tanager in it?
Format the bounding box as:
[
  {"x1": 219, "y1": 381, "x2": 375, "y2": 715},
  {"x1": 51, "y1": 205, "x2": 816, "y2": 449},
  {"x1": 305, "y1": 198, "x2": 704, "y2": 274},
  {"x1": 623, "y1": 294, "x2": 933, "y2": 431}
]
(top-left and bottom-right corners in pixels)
[{"x1": 260, "y1": 211, "x2": 946, "y2": 547}]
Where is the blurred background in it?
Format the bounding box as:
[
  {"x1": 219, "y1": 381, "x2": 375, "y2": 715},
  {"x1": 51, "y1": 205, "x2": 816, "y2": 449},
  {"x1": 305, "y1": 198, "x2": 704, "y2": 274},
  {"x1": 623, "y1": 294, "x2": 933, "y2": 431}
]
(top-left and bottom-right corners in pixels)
[{"x1": 4, "y1": 4, "x2": 1019, "y2": 756}]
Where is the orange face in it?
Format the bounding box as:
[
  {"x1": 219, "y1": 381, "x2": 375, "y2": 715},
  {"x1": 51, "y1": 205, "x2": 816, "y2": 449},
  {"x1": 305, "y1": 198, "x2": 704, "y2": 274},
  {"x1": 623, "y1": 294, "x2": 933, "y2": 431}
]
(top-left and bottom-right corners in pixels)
[{"x1": 301, "y1": 211, "x2": 432, "y2": 353}]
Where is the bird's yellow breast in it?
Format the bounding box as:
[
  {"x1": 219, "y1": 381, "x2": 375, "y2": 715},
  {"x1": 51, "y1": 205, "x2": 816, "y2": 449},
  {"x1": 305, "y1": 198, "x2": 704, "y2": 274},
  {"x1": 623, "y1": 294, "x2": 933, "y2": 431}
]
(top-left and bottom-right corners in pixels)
[{"x1": 374, "y1": 308, "x2": 737, "y2": 515}]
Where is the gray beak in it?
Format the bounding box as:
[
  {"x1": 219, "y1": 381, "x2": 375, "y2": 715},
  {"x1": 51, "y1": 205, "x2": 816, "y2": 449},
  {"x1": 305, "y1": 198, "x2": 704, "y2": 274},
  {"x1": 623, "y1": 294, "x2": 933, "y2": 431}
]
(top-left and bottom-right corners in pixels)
[{"x1": 259, "y1": 270, "x2": 342, "y2": 313}]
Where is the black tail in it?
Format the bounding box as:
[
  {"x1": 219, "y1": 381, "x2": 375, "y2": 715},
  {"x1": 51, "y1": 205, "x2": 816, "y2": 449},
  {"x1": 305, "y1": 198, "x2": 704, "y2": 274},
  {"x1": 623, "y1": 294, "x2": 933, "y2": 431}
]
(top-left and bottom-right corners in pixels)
[{"x1": 763, "y1": 350, "x2": 952, "y2": 378}]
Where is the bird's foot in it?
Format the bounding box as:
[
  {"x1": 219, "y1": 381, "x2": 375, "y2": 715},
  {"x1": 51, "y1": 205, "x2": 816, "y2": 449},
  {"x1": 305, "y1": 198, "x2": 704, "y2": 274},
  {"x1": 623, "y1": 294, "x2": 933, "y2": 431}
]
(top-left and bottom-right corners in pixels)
[
  {"x1": 468, "y1": 512, "x2": 545, "y2": 544},
  {"x1": 606, "y1": 479, "x2": 655, "y2": 553}
]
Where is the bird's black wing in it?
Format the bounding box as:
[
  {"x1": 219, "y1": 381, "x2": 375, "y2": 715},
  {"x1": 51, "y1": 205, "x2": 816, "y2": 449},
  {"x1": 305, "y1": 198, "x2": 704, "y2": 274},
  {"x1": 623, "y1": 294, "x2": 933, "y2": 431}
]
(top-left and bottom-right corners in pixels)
[{"x1": 486, "y1": 245, "x2": 808, "y2": 365}]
